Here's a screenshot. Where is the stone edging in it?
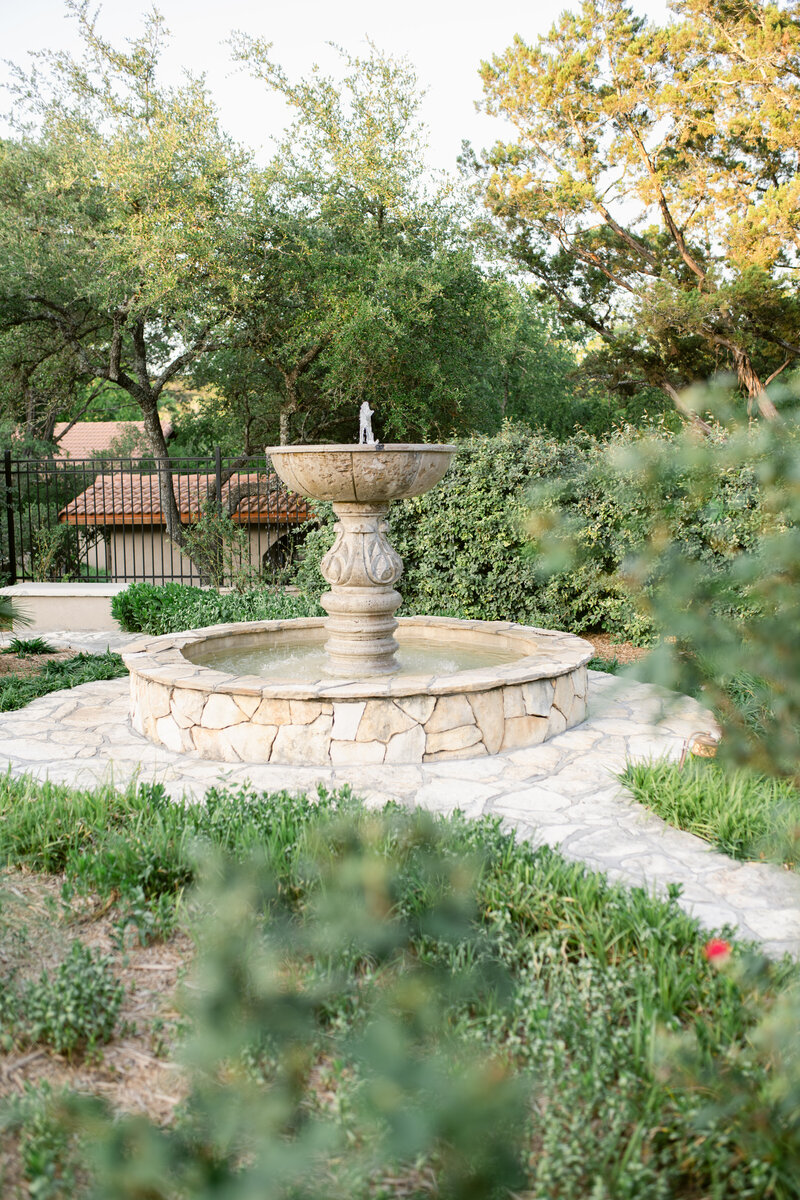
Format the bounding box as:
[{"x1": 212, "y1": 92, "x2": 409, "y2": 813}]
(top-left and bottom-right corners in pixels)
[{"x1": 124, "y1": 617, "x2": 594, "y2": 766}]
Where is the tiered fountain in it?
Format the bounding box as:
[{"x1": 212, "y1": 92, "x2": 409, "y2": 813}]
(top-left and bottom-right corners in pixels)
[{"x1": 124, "y1": 421, "x2": 592, "y2": 765}]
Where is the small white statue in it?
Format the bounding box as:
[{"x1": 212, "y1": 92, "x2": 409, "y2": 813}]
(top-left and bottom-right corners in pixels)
[{"x1": 359, "y1": 401, "x2": 376, "y2": 445}]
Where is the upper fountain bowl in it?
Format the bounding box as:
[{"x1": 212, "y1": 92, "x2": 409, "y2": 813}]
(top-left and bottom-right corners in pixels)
[{"x1": 265, "y1": 443, "x2": 456, "y2": 503}]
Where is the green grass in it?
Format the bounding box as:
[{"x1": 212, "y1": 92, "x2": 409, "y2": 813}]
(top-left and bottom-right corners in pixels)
[
  {"x1": 621, "y1": 757, "x2": 800, "y2": 869},
  {"x1": 1, "y1": 775, "x2": 798, "y2": 1197},
  {"x1": 0, "y1": 651, "x2": 127, "y2": 712},
  {"x1": 1, "y1": 636, "x2": 57, "y2": 656},
  {"x1": 0, "y1": 775, "x2": 361, "y2": 939}
]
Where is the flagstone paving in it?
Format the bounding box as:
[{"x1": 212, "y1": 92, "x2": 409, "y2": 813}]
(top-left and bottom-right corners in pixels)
[{"x1": 2, "y1": 630, "x2": 799, "y2": 959}]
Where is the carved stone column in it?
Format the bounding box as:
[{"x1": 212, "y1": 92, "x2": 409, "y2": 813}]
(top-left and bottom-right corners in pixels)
[{"x1": 319, "y1": 503, "x2": 404, "y2": 675}]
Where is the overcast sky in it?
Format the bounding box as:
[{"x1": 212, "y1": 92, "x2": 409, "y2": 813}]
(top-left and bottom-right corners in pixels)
[{"x1": 2, "y1": 0, "x2": 671, "y2": 173}]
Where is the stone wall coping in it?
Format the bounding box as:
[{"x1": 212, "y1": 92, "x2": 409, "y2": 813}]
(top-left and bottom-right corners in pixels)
[
  {"x1": 1, "y1": 582, "x2": 131, "y2": 597},
  {"x1": 123, "y1": 616, "x2": 594, "y2": 700}
]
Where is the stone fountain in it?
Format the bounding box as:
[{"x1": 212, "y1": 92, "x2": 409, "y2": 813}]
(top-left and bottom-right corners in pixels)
[
  {"x1": 268, "y1": 442, "x2": 455, "y2": 676},
  {"x1": 124, "y1": 432, "x2": 593, "y2": 766}
]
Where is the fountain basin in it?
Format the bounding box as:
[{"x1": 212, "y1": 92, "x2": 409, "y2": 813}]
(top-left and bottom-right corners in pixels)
[
  {"x1": 265, "y1": 443, "x2": 457, "y2": 502},
  {"x1": 124, "y1": 617, "x2": 593, "y2": 766}
]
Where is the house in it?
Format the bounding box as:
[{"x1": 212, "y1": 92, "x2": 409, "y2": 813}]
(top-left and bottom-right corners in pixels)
[
  {"x1": 52, "y1": 419, "x2": 174, "y2": 459},
  {"x1": 58, "y1": 470, "x2": 312, "y2": 582}
]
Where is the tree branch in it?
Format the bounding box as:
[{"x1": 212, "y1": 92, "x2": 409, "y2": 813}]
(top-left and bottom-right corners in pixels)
[
  {"x1": 625, "y1": 124, "x2": 707, "y2": 283},
  {"x1": 153, "y1": 328, "x2": 215, "y2": 397}
]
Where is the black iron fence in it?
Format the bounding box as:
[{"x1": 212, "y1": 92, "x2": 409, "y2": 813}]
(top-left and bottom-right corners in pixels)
[{"x1": 1, "y1": 450, "x2": 313, "y2": 586}]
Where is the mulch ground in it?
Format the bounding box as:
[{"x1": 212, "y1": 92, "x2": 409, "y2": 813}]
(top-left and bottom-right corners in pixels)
[
  {"x1": 585, "y1": 633, "x2": 650, "y2": 666},
  {"x1": 0, "y1": 871, "x2": 190, "y2": 1137},
  {"x1": 0, "y1": 650, "x2": 74, "y2": 678}
]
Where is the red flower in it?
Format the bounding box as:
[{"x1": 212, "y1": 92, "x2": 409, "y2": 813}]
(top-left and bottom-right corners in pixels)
[{"x1": 703, "y1": 938, "x2": 732, "y2": 965}]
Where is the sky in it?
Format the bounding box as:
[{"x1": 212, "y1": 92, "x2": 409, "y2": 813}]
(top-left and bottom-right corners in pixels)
[{"x1": 2, "y1": 0, "x2": 672, "y2": 174}]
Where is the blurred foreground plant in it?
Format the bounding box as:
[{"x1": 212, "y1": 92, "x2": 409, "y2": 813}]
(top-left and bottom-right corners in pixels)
[
  {"x1": 532, "y1": 385, "x2": 800, "y2": 781},
  {"x1": 660, "y1": 948, "x2": 800, "y2": 1196},
  {"x1": 58, "y1": 810, "x2": 529, "y2": 1199}
]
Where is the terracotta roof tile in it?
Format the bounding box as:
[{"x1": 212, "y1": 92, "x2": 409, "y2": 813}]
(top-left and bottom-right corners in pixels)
[
  {"x1": 58, "y1": 472, "x2": 312, "y2": 527},
  {"x1": 52, "y1": 420, "x2": 174, "y2": 458}
]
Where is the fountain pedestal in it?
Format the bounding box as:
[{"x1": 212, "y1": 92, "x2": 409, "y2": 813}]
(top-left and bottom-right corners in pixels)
[
  {"x1": 319, "y1": 503, "x2": 403, "y2": 675},
  {"x1": 266, "y1": 443, "x2": 457, "y2": 677}
]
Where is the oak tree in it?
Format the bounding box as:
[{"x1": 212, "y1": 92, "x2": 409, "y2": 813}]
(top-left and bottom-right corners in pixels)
[
  {"x1": 225, "y1": 39, "x2": 502, "y2": 443},
  {"x1": 476, "y1": 0, "x2": 800, "y2": 420},
  {"x1": 0, "y1": 1, "x2": 249, "y2": 540}
]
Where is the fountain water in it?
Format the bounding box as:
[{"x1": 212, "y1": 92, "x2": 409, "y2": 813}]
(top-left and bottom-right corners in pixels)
[{"x1": 124, "y1": 438, "x2": 593, "y2": 766}]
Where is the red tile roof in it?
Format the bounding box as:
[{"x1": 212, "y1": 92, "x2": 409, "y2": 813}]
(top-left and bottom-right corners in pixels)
[
  {"x1": 52, "y1": 420, "x2": 174, "y2": 458},
  {"x1": 58, "y1": 472, "x2": 312, "y2": 527}
]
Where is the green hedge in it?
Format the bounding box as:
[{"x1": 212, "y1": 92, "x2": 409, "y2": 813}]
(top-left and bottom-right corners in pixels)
[
  {"x1": 111, "y1": 582, "x2": 323, "y2": 636},
  {"x1": 295, "y1": 424, "x2": 767, "y2": 642}
]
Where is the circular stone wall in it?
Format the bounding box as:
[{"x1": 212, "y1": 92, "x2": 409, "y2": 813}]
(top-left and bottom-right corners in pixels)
[{"x1": 123, "y1": 617, "x2": 593, "y2": 766}]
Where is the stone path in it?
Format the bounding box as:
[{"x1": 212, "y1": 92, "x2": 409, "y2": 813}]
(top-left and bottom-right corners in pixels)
[{"x1": 2, "y1": 630, "x2": 799, "y2": 959}]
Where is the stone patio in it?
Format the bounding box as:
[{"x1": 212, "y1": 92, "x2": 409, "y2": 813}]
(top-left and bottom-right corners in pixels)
[{"x1": 2, "y1": 629, "x2": 798, "y2": 960}]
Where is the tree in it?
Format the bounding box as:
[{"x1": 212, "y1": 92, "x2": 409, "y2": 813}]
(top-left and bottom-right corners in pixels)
[
  {"x1": 223, "y1": 39, "x2": 503, "y2": 443},
  {"x1": 475, "y1": 0, "x2": 800, "y2": 421},
  {"x1": 0, "y1": 1, "x2": 250, "y2": 542}
]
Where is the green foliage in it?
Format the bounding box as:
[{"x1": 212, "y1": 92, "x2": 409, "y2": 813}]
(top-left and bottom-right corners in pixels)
[
  {"x1": 586, "y1": 654, "x2": 622, "y2": 674},
  {"x1": 0, "y1": 595, "x2": 31, "y2": 630},
  {"x1": 176, "y1": 503, "x2": 256, "y2": 589},
  {"x1": 1, "y1": 775, "x2": 799, "y2": 1195},
  {"x1": 30, "y1": 523, "x2": 84, "y2": 583},
  {"x1": 0, "y1": 940, "x2": 123, "y2": 1058},
  {"x1": 0, "y1": 651, "x2": 127, "y2": 712},
  {"x1": 477, "y1": 0, "x2": 800, "y2": 414},
  {"x1": 662, "y1": 954, "x2": 800, "y2": 1200},
  {"x1": 0, "y1": 1081, "x2": 81, "y2": 1200},
  {"x1": 622, "y1": 758, "x2": 800, "y2": 869},
  {"x1": 295, "y1": 424, "x2": 770, "y2": 642},
  {"x1": 610, "y1": 393, "x2": 800, "y2": 780},
  {"x1": 224, "y1": 39, "x2": 508, "y2": 443},
  {"x1": 0, "y1": 774, "x2": 359, "y2": 912},
  {"x1": 2, "y1": 636, "x2": 56, "y2": 656},
  {"x1": 111, "y1": 582, "x2": 323, "y2": 635}
]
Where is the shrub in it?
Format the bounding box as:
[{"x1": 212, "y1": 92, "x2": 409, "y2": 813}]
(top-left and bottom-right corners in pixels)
[
  {"x1": 0, "y1": 941, "x2": 124, "y2": 1058},
  {"x1": 294, "y1": 423, "x2": 771, "y2": 642},
  {"x1": 610, "y1": 391, "x2": 800, "y2": 780},
  {"x1": 111, "y1": 581, "x2": 323, "y2": 635}
]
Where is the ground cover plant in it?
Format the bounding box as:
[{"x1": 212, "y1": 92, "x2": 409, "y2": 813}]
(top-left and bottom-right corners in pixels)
[
  {"x1": 0, "y1": 651, "x2": 127, "y2": 713},
  {"x1": 622, "y1": 758, "x2": 800, "y2": 871},
  {"x1": 0, "y1": 940, "x2": 124, "y2": 1059},
  {"x1": 1, "y1": 637, "x2": 57, "y2": 657},
  {"x1": 0, "y1": 775, "x2": 798, "y2": 1198}
]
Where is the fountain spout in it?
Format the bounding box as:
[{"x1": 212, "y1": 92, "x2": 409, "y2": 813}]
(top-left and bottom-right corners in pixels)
[{"x1": 359, "y1": 401, "x2": 376, "y2": 445}]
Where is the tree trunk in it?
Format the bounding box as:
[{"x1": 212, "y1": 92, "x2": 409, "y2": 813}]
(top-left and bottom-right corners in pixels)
[
  {"x1": 139, "y1": 395, "x2": 186, "y2": 549},
  {"x1": 660, "y1": 378, "x2": 715, "y2": 435},
  {"x1": 279, "y1": 395, "x2": 297, "y2": 445},
  {"x1": 729, "y1": 345, "x2": 780, "y2": 421}
]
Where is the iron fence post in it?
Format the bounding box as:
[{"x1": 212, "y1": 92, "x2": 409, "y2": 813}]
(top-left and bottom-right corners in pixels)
[
  {"x1": 214, "y1": 445, "x2": 223, "y2": 514},
  {"x1": 4, "y1": 449, "x2": 17, "y2": 585}
]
